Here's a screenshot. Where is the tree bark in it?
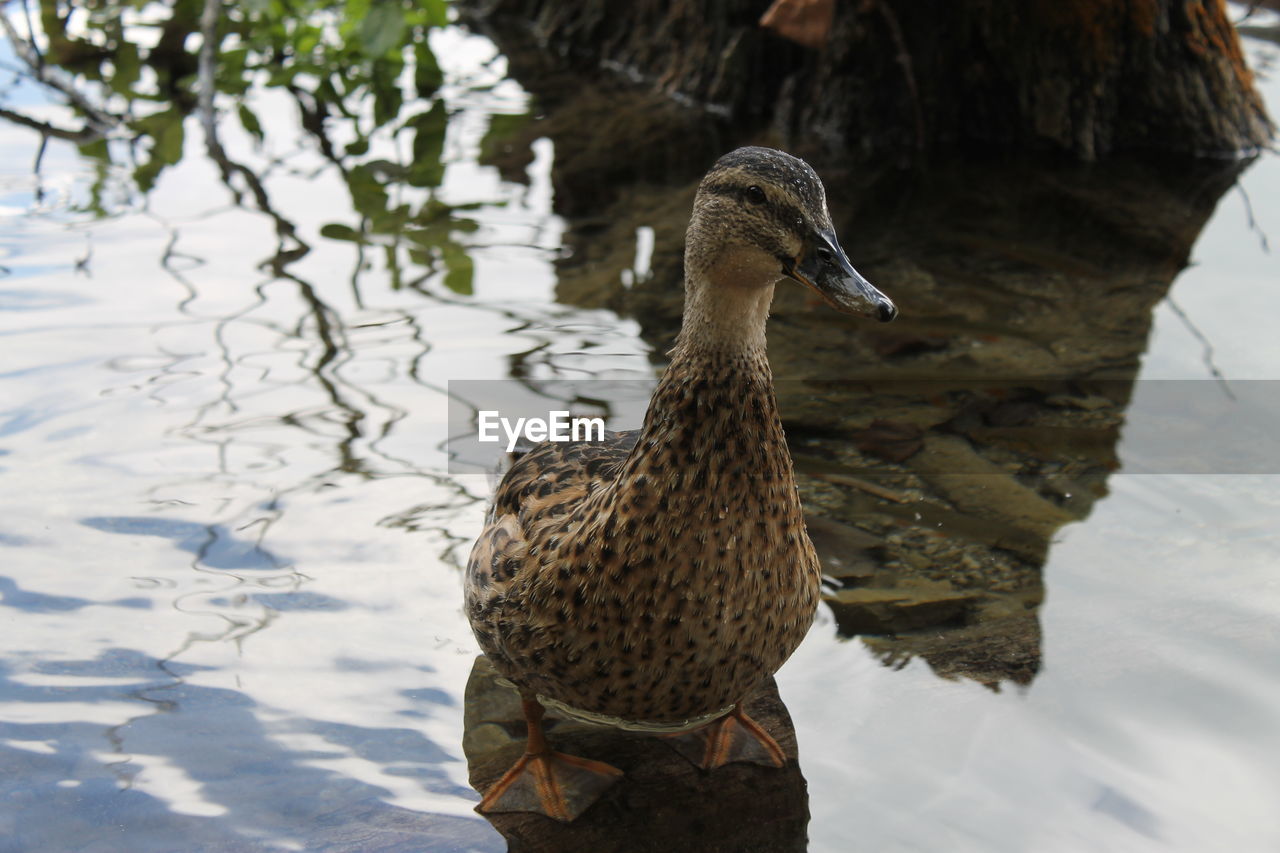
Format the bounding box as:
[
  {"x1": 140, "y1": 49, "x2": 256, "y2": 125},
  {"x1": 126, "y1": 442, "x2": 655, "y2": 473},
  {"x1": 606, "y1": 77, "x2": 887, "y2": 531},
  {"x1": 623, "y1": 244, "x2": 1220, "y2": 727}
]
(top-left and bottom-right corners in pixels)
[{"x1": 466, "y1": 0, "x2": 1272, "y2": 161}]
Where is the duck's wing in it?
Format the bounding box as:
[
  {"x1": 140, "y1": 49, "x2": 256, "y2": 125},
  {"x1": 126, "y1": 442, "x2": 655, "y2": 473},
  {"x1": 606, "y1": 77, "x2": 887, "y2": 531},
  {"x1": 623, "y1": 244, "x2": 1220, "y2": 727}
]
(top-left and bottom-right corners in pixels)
[{"x1": 466, "y1": 430, "x2": 639, "y2": 600}]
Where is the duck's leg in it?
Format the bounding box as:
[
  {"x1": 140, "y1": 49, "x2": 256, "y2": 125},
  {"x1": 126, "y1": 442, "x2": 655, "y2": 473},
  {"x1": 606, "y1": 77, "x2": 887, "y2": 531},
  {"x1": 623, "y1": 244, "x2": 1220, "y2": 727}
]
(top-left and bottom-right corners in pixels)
[
  {"x1": 477, "y1": 697, "x2": 624, "y2": 822},
  {"x1": 665, "y1": 705, "x2": 787, "y2": 770}
]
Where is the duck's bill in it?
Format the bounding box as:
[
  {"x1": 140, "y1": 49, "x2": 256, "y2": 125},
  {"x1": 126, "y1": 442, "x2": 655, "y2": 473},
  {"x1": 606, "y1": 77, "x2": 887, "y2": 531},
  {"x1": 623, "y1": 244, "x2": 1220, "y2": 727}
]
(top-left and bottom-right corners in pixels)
[{"x1": 783, "y1": 228, "x2": 897, "y2": 322}]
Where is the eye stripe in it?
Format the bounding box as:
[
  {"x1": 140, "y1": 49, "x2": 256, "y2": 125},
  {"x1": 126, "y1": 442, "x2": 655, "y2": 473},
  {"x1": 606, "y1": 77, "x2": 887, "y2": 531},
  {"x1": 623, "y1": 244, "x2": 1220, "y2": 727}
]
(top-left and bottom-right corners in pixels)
[
  {"x1": 701, "y1": 182, "x2": 809, "y2": 236},
  {"x1": 702, "y1": 181, "x2": 760, "y2": 204}
]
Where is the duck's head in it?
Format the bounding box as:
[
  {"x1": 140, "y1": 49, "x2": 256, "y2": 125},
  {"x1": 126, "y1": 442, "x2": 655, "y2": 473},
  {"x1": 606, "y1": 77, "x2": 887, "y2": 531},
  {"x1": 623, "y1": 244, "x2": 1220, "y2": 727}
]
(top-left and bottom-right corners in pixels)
[{"x1": 685, "y1": 146, "x2": 896, "y2": 322}]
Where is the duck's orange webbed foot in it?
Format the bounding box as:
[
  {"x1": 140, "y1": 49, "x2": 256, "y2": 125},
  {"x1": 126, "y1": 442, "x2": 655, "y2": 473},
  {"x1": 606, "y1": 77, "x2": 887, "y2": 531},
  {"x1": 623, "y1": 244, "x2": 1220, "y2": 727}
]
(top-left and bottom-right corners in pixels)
[
  {"x1": 477, "y1": 698, "x2": 623, "y2": 822},
  {"x1": 666, "y1": 705, "x2": 787, "y2": 770}
]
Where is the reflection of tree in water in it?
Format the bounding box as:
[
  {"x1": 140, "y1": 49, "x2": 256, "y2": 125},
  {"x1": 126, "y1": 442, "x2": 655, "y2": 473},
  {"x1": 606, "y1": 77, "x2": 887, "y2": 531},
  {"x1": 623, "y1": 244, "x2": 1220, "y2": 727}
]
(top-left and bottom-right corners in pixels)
[
  {"x1": 765, "y1": 157, "x2": 1249, "y2": 688},
  {"x1": 468, "y1": 19, "x2": 1257, "y2": 695},
  {"x1": 0, "y1": 2, "x2": 585, "y2": 649},
  {"x1": 3, "y1": 0, "x2": 475, "y2": 282},
  {"x1": 2, "y1": 14, "x2": 621, "y2": 840}
]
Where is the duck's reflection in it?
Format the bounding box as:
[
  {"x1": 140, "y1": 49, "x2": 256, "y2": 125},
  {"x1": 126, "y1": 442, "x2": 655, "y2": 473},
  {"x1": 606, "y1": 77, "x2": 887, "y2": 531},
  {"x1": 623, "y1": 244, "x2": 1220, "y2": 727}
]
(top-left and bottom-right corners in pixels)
[{"x1": 463, "y1": 656, "x2": 809, "y2": 852}]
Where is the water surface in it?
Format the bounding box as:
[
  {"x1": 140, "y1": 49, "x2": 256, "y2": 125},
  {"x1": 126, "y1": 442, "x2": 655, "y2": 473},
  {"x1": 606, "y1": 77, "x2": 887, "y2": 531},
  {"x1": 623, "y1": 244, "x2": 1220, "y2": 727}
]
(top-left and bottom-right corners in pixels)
[{"x1": 2, "y1": 11, "x2": 1279, "y2": 853}]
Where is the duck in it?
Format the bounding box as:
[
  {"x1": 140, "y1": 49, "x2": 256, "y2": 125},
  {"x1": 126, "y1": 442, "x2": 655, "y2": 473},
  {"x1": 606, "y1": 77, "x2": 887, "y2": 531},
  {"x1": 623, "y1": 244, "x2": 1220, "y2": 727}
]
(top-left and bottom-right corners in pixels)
[{"x1": 465, "y1": 146, "x2": 896, "y2": 822}]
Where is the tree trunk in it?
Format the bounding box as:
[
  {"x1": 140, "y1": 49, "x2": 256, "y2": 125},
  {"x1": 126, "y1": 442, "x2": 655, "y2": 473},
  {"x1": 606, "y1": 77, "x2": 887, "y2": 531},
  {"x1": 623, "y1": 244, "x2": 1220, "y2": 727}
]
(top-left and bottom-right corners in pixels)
[{"x1": 466, "y1": 0, "x2": 1272, "y2": 161}]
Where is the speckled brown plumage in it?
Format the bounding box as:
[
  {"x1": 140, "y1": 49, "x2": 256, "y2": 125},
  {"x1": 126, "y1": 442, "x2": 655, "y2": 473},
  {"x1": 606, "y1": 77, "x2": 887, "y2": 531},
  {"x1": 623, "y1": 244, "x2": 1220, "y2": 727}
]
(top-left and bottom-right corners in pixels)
[
  {"x1": 465, "y1": 147, "x2": 895, "y2": 819},
  {"x1": 468, "y1": 350, "x2": 818, "y2": 724}
]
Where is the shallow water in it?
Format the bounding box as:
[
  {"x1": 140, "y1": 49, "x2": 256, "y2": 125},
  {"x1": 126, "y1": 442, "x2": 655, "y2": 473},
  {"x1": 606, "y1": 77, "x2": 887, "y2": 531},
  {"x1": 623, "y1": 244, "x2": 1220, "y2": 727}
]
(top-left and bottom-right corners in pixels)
[{"x1": 2, "y1": 12, "x2": 1280, "y2": 853}]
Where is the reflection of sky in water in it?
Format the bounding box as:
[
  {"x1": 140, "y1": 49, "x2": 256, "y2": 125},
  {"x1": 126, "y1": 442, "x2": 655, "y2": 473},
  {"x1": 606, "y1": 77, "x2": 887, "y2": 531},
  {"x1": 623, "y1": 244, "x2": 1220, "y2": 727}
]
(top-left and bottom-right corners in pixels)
[
  {"x1": 785, "y1": 473, "x2": 1280, "y2": 852},
  {"x1": 80, "y1": 516, "x2": 288, "y2": 570},
  {"x1": 0, "y1": 17, "x2": 1278, "y2": 853}
]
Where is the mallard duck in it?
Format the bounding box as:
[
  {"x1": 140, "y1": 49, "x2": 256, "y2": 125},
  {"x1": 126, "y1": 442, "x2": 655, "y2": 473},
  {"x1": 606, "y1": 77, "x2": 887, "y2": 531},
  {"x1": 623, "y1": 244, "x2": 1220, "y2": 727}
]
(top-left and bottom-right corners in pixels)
[{"x1": 466, "y1": 146, "x2": 896, "y2": 821}]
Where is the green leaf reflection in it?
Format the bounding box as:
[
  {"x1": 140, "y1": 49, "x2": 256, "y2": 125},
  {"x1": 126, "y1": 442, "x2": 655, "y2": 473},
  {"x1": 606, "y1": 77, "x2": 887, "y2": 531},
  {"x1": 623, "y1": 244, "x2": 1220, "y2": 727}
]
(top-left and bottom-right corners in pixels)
[{"x1": 0, "y1": 0, "x2": 488, "y2": 296}]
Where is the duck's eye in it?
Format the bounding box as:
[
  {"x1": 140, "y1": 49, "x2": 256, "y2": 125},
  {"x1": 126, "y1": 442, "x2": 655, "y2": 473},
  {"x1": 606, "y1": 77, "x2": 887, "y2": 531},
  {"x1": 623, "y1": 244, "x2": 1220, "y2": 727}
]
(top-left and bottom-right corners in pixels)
[{"x1": 746, "y1": 185, "x2": 767, "y2": 205}]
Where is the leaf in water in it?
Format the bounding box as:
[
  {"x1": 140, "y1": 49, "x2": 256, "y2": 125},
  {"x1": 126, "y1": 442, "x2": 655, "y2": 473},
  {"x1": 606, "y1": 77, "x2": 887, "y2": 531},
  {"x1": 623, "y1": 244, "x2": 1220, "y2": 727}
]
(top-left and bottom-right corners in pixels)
[
  {"x1": 132, "y1": 110, "x2": 187, "y2": 193},
  {"x1": 406, "y1": 246, "x2": 434, "y2": 269},
  {"x1": 404, "y1": 222, "x2": 449, "y2": 246},
  {"x1": 364, "y1": 159, "x2": 408, "y2": 181},
  {"x1": 414, "y1": 40, "x2": 443, "y2": 100},
  {"x1": 343, "y1": 0, "x2": 373, "y2": 36},
  {"x1": 370, "y1": 56, "x2": 405, "y2": 128},
  {"x1": 407, "y1": 101, "x2": 447, "y2": 188},
  {"x1": 347, "y1": 163, "x2": 391, "y2": 220},
  {"x1": 405, "y1": 216, "x2": 480, "y2": 248},
  {"x1": 421, "y1": 197, "x2": 487, "y2": 217},
  {"x1": 368, "y1": 204, "x2": 411, "y2": 234},
  {"x1": 360, "y1": 2, "x2": 407, "y2": 59},
  {"x1": 154, "y1": 117, "x2": 186, "y2": 163},
  {"x1": 238, "y1": 103, "x2": 264, "y2": 143},
  {"x1": 322, "y1": 223, "x2": 412, "y2": 249},
  {"x1": 77, "y1": 138, "x2": 110, "y2": 161},
  {"x1": 217, "y1": 48, "x2": 252, "y2": 96},
  {"x1": 320, "y1": 223, "x2": 363, "y2": 242},
  {"x1": 295, "y1": 25, "x2": 321, "y2": 57},
  {"x1": 109, "y1": 42, "x2": 142, "y2": 95},
  {"x1": 266, "y1": 64, "x2": 296, "y2": 88},
  {"x1": 413, "y1": 198, "x2": 452, "y2": 225},
  {"x1": 385, "y1": 245, "x2": 402, "y2": 290},
  {"x1": 421, "y1": 0, "x2": 449, "y2": 27},
  {"x1": 440, "y1": 241, "x2": 475, "y2": 295}
]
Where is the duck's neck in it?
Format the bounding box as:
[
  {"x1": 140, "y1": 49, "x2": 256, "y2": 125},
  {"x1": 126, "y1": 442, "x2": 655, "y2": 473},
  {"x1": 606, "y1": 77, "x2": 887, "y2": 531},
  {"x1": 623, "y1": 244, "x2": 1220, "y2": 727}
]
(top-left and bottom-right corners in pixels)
[
  {"x1": 660, "y1": 274, "x2": 779, "y2": 447},
  {"x1": 607, "y1": 274, "x2": 799, "y2": 526},
  {"x1": 672, "y1": 277, "x2": 775, "y2": 363}
]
